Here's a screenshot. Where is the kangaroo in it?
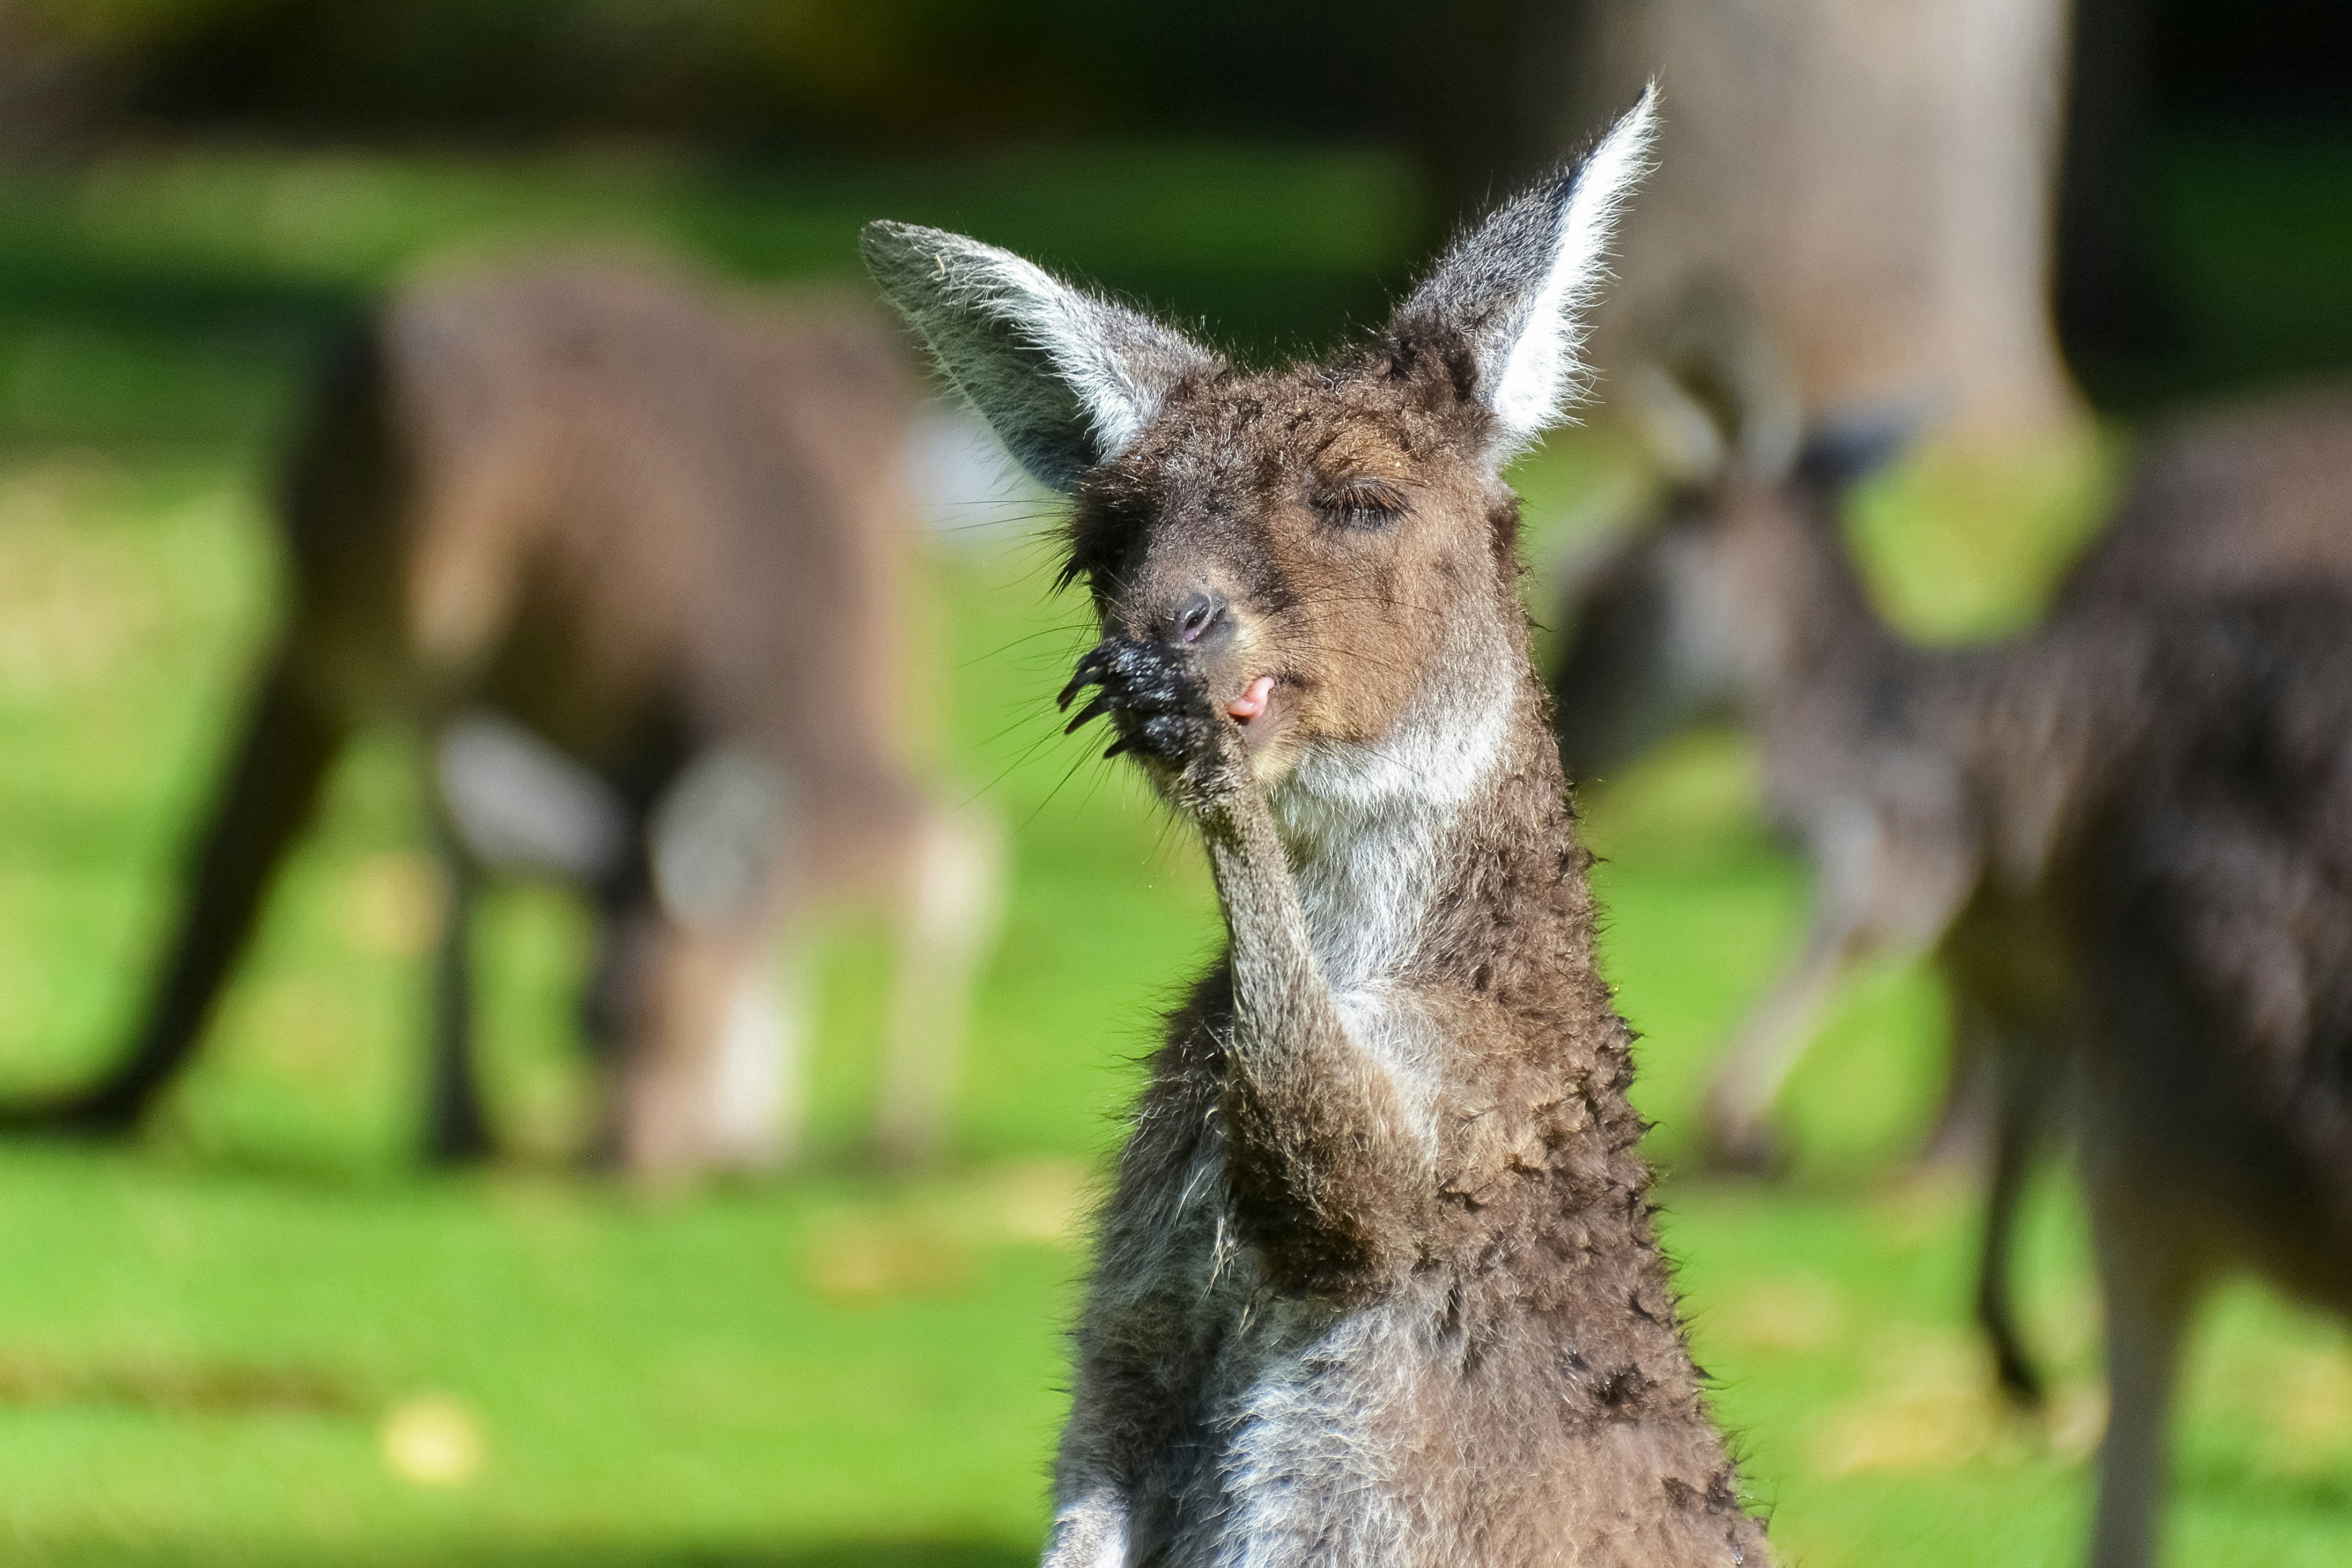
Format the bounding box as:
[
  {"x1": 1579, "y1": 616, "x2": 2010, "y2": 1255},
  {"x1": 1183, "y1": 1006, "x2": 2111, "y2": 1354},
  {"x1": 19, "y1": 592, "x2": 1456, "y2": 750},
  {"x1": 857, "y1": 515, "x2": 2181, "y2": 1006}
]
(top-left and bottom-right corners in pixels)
[
  {"x1": 866, "y1": 94, "x2": 1772, "y2": 1568},
  {"x1": 1548, "y1": 316, "x2": 2352, "y2": 1392},
  {"x1": 1550, "y1": 301, "x2": 2352, "y2": 1566},
  {"x1": 2059, "y1": 596, "x2": 2352, "y2": 1568},
  {"x1": 1, "y1": 255, "x2": 1001, "y2": 1178},
  {"x1": 1554, "y1": 346, "x2": 2352, "y2": 1177}
]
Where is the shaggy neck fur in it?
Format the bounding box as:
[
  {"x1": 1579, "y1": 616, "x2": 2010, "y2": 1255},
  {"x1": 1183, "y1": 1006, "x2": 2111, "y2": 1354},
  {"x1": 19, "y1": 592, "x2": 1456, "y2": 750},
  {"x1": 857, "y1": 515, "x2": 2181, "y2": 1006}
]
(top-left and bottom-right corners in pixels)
[{"x1": 1269, "y1": 611, "x2": 1521, "y2": 996}]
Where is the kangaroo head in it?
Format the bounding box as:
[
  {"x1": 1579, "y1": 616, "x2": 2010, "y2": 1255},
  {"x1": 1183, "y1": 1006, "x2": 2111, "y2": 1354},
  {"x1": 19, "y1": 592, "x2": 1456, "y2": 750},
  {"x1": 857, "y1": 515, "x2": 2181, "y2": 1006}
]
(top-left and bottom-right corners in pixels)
[
  {"x1": 866, "y1": 94, "x2": 1656, "y2": 809},
  {"x1": 1550, "y1": 284, "x2": 1914, "y2": 779}
]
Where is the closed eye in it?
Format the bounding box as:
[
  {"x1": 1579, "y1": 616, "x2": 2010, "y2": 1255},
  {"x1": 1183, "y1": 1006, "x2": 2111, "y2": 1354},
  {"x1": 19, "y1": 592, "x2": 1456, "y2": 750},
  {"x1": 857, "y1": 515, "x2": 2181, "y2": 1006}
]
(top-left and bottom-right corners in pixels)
[{"x1": 1314, "y1": 477, "x2": 1407, "y2": 530}]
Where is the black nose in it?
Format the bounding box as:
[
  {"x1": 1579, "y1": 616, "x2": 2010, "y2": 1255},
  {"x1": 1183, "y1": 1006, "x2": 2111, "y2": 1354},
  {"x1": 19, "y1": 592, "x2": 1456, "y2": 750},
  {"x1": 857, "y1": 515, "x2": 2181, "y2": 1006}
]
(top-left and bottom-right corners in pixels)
[{"x1": 1170, "y1": 591, "x2": 1229, "y2": 647}]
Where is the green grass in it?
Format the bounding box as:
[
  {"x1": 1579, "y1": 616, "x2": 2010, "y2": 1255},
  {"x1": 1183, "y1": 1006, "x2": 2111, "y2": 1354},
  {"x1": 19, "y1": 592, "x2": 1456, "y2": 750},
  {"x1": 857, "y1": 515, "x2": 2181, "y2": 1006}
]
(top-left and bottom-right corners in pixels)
[{"x1": 0, "y1": 137, "x2": 2348, "y2": 1566}]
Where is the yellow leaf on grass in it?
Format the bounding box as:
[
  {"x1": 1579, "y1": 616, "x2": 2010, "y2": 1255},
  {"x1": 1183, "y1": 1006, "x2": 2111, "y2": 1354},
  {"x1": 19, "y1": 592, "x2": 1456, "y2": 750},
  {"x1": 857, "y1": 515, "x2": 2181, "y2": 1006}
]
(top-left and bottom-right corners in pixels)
[{"x1": 380, "y1": 1393, "x2": 485, "y2": 1486}]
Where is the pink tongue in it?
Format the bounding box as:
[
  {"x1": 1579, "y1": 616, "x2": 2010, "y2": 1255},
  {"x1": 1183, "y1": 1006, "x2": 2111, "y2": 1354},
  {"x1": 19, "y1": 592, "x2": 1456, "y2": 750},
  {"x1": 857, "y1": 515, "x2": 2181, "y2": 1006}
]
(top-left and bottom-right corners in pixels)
[{"x1": 1227, "y1": 676, "x2": 1275, "y2": 721}]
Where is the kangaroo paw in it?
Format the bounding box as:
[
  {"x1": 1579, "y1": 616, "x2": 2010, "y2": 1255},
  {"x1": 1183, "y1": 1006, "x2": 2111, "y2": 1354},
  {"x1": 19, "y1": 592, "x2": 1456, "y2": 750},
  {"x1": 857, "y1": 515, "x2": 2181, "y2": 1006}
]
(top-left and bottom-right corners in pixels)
[{"x1": 1061, "y1": 638, "x2": 1246, "y2": 812}]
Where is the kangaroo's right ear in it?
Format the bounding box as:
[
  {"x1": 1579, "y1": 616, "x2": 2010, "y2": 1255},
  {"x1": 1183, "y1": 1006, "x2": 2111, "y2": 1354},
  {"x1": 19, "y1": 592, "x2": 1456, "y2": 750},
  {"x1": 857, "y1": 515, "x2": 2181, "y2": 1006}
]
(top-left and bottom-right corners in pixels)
[
  {"x1": 1388, "y1": 88, "x2": 1658, "y2": 464},
  {"x1": 861, "y1": 221, "x2": 1218, "y2": 493}
]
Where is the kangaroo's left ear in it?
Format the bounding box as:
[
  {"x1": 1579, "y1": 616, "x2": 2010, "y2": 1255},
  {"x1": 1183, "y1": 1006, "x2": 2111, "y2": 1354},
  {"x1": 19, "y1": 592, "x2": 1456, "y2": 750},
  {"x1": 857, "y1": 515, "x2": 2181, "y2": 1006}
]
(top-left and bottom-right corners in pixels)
[
  {"x1": 862, "y1": 221, "x2": 1218, "y2": 494},
  {"x1": 1389, "y1": 87, "x2": 1658, "y2": 462}
]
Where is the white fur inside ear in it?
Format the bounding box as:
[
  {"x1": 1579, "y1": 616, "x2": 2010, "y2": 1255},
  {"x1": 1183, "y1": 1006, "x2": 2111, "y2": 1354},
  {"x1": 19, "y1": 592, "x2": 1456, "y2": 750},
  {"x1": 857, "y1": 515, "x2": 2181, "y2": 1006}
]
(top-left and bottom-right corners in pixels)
[
  {"x1": 1490, "y1": 90, "x2": 1658, "y2": 442},
  {"x1": 868, "y1": 218, "x2": 1214, "y2": 490},
  {"x1": 965, "y1": 247, "x2": 1162, "y2": 460}
]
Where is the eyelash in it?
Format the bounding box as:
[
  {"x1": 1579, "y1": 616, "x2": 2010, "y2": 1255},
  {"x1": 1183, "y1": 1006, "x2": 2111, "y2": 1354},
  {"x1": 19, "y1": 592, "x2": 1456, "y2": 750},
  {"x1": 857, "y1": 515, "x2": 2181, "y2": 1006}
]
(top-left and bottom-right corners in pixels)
[{"x1": 1316, "y1": 479, "x2": 1406, "y2": 529}]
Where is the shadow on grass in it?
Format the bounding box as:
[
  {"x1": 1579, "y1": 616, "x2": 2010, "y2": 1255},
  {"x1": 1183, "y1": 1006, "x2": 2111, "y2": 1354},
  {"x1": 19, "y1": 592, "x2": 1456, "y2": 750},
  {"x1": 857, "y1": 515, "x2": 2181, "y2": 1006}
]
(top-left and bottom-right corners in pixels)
[
  {"x1": 0, "y1": 1130, "x2": 434, "y2": 1197},
  {"x1": 0, "y1": 1129, "x2": 1069, "y2": 1201}
]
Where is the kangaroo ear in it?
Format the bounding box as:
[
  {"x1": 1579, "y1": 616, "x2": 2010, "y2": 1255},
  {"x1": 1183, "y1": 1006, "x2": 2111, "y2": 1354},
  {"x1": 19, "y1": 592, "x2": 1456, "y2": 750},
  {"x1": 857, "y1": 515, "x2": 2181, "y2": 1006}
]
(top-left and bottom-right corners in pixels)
[
  {"x1": 862, "y1": 222, "x2": 1217, "y2": 493},
  {"x1": 1390, "y1": 87, "x2": 1658, "y2": 460},
  {"x1": 1626, "y1": 280, "x2": 1803, "y2": 485},
  {"x1": 1623, "y1": 359, "x2": 1730, "y2": 485}
]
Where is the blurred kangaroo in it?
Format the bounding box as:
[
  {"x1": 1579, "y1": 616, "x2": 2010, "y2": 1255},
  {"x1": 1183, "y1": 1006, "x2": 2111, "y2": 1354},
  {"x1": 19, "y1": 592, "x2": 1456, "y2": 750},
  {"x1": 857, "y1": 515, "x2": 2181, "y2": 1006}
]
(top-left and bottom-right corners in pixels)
[
  {"x1": 2054, "y1": 380, "x2": 2352, "y2": 610},
  {"x1": 3, "y1": 255, "x2": 1001, "y2": 1178},
  {"x1": 1554, "y1": 333, "x2": 2352, "y2": 1179},
  {"x1": 868, "y1": 94, "x2": 1773, "y2": 1567},
  {"x1": 1549, "y1": 295, "x2": 2352, "y2": 1566},
  {"x1": 2058, "y1": 597, "x2": 2352, "y2": 1568}
]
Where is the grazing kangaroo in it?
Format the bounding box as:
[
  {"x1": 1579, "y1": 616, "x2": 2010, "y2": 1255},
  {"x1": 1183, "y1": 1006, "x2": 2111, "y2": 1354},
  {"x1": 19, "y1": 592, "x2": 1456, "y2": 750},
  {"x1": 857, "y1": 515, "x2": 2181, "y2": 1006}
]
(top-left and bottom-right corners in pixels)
[
  {"x1": 3, "y1": 256, "x2": 1001, "y2": 1177},
  {"x1": 867, "y1": 94, "x2": 1773, "y2": 1568},
  {"x1": 1554, "y1": 339, "x2": 2352, "y2": 1177},
  {"x1": 1550, "y1": 301, "x2": 2352, "y2": 1566}
]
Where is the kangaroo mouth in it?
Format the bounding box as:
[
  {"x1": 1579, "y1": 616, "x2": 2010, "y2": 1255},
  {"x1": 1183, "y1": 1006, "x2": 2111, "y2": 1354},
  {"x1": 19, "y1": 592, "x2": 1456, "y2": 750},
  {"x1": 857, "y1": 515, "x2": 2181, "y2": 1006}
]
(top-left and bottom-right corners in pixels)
[{"x1": 1226, "y1": 674, "x2": 1276, "y2": 724}]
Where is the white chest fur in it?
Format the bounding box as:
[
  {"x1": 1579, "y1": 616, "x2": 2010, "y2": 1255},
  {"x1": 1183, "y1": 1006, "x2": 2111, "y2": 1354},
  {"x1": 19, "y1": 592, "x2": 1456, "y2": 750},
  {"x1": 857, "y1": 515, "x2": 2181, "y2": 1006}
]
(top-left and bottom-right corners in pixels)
[{"x1": 1270, "y1": 663, "x2": 1514, "y2": 994}]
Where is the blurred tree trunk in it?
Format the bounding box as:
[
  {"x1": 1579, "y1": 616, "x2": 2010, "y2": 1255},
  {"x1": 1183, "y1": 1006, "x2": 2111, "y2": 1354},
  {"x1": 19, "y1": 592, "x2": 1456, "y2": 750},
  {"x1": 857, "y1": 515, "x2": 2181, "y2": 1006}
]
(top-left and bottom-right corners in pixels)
[{"x1": 1531, "y1": 0, "x2": 2085, "y2": 448}]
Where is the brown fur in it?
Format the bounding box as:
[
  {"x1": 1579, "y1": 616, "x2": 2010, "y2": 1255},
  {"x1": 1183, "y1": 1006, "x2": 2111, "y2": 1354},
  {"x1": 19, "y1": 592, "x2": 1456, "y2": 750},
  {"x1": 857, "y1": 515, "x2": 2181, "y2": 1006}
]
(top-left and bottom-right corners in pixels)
[
  {"x1": 1055, "y1": 334, "x2": 1762, "y2": 1568},
  {"x1": 6, "y1": 255, "x2": 1000, "y2": 1176},
  {"x1": 2014, "y1": 593, "x2": 2352, "y2": 1568},
  {"x1": 2057, "y1": 380, "x2": 2352, "y2": 610}
]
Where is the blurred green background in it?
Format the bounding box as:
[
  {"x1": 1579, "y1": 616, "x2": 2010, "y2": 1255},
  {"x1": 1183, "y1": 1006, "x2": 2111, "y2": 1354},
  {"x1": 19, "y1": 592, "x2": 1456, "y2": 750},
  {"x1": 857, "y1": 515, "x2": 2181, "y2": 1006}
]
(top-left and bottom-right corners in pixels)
[{"x1": 0, "y1": 3, "x2": 2349, "y2": 1566}]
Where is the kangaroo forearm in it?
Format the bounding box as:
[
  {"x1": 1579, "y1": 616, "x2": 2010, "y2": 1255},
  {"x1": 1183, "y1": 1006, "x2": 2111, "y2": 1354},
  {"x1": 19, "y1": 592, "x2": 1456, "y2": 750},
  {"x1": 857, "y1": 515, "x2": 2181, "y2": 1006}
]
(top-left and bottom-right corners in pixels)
[
  {"x1": 1202, "y1": 790, "x2": 1335, "y2": 1044},
  {"x1": 1203, "y1": 794, "x2": 1431, "y2": 1285},
  {"x1": 1222, "y1": 1050, "x2": 1428, "y2": 1292}
]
